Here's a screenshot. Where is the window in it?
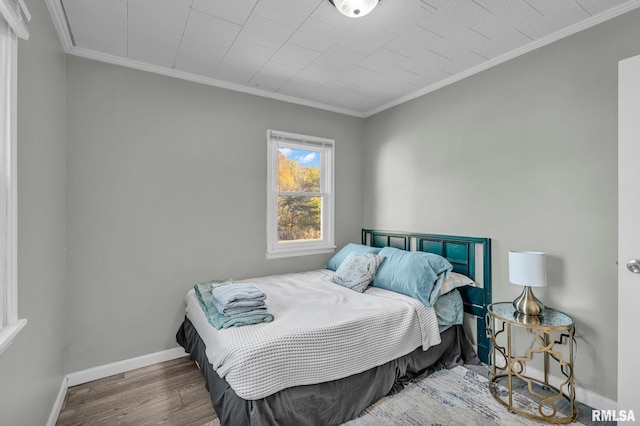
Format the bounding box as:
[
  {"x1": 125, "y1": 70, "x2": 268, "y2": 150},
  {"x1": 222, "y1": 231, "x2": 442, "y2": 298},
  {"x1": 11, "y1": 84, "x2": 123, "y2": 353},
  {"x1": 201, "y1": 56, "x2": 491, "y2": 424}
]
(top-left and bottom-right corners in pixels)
[
  {"x1": 266, "y1": 130, "x2": 335, "y2": 259},
  {"x1": 0, "y1": 0, "x2": 29, "y2": 355}
]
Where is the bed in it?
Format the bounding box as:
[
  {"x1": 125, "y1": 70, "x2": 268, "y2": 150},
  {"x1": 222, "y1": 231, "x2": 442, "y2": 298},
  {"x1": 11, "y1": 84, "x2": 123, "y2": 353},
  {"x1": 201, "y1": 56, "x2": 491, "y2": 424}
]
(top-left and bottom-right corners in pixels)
[{"x1": 176, "y1": 229, "x2": 492, "y2": 425}]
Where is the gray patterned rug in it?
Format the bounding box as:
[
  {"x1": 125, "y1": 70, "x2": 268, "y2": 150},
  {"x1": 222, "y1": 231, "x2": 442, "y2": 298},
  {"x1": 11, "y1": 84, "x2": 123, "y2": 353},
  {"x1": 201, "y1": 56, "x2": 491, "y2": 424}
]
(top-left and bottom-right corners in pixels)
[{"x1": 344, "y1": 365, "x2": 584, "y2": 426}]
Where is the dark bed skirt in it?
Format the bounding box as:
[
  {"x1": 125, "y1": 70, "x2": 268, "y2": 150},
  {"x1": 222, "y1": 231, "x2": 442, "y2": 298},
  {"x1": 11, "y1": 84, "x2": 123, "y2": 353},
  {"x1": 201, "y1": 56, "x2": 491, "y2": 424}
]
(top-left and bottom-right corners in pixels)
[{"x1": 176, "y1": 317, "x2": 480, "y2": 426}]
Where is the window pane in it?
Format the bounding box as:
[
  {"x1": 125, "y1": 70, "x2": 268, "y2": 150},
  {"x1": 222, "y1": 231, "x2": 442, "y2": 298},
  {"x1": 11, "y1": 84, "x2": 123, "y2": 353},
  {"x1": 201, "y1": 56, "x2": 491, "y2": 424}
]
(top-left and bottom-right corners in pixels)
[
  {"x1": 278, "y1": 195, "x2": 321, "y2": 242},
  {"x1": 278, "y1": 148, "x2": 320, "y2": 192}
]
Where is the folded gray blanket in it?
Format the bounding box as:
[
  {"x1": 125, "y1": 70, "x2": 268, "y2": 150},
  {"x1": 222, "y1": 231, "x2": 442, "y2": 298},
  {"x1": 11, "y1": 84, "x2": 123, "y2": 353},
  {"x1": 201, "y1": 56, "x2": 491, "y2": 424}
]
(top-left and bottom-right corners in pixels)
[
  {"x1": 211, "y1": 282, "x2": 267, "y2": 315},
  {"x1": 193, "y1": 280, "x2": 273, "y2": 329},
  {"x1": 217, "y1": 302, "x2": 268, "y2": 316}
]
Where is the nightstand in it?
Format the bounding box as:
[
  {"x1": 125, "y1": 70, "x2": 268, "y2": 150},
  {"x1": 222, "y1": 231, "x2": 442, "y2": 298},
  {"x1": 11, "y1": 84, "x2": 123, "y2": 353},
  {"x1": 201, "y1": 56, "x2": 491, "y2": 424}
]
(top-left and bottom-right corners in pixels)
[{"x1": 486, "y1": 302, "x2": 576, "y2": 423}]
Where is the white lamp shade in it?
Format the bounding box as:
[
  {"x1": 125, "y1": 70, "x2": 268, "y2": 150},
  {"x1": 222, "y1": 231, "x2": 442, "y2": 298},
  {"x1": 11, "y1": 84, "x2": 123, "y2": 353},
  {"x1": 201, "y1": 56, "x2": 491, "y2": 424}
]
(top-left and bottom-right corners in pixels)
[
  {"x1": 331, "y1": 0, "x2": 379, "y2": 17},
  {"x1": 508, "y1": 251, "x2": 547, "y2": 287}
]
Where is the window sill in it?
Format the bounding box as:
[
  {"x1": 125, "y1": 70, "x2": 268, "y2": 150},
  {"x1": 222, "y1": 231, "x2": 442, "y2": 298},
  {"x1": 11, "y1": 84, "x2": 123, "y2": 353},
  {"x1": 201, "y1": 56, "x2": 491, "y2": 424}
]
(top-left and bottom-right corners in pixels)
[
  {"x1": 266, "y1": 245, "x2": 336, "y2": 260},
  {"x1": 0, "y1": 318, "x2": 27, "y2": 355}
]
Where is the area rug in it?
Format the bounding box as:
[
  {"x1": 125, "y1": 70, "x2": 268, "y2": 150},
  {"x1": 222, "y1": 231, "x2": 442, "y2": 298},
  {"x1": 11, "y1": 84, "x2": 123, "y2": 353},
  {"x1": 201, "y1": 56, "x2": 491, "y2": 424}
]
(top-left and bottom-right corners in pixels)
[{"x1": 344, "y1": 365, "x2": 583, "y2": 426}]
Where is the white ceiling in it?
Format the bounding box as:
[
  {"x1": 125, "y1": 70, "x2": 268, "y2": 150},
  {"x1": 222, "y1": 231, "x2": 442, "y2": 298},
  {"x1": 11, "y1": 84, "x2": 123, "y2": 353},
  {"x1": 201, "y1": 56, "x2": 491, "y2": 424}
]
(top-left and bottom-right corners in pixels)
[{"x1": 48, "y1": 0, "x2": 640, "y2": 117}]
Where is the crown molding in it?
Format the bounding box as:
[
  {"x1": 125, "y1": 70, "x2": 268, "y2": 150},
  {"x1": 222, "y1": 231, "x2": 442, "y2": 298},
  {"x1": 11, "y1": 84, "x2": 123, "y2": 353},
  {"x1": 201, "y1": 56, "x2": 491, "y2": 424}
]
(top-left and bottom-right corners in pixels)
[
  {"x1": 43, "y1": 0, "x2": 364, "y2": 118},
  {"x1": 363, "y1": 0, "x2": 640, "y2": 117},
  {"x1": 70, "y1": 46, "x2": 366, "y2": 117},
  {"x1": 44, "y1": 0, "x2": 640, "y2": 119},
  {"x1": 44, "y1": 0, "x2": 72, "y2": 51}
]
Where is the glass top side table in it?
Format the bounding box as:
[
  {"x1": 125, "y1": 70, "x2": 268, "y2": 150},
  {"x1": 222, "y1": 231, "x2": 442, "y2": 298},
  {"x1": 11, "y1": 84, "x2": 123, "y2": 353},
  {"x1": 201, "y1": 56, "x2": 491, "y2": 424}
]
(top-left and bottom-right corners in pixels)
[{"x1": 486, "y1": 302, "x2": 576, "y2": 423}]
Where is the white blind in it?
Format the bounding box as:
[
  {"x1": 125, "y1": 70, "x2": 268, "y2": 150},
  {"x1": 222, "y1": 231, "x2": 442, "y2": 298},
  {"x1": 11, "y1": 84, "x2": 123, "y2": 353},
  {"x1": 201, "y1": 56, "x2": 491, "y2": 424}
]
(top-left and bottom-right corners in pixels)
[
  {"x1": 0, "y1": 0, "x2": 30, "y2": 40},
  {"x1": 268, "y1": 129, "x2": 334, "y2": 149}
]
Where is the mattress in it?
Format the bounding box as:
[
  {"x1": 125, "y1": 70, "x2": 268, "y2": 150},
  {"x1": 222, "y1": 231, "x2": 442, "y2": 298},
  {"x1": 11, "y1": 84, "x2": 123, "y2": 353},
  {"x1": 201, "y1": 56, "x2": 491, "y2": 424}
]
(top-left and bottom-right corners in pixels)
[
  {"x1": 176, "y1": 318, "x2": 480, "y2": 426},
  {"x1": 185, "y1": 268, "x2": 442, "y2": 400}
]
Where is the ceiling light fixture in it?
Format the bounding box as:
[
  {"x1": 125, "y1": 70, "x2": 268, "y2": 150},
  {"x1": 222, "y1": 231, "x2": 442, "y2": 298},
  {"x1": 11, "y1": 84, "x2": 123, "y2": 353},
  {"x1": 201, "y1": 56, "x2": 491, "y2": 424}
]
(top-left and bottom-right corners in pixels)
[{"x1": 329, "y1": 0, "x2": 380, "y2": 18}]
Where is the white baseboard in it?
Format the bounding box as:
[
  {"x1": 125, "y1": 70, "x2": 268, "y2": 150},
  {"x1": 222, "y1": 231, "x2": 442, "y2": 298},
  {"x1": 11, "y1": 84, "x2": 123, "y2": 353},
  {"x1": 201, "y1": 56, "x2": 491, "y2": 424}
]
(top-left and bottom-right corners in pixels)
[
  {"x1": 49, "y1": 347, "x2": 188, "y2": 425},
  {"x1": 66, "y1": 347, "x2": 188, "y2": 387},
  {"x1": 50, "y1": 346, "x2": 617, "y2": 423},
  {"x1": 46, "y1": 376, "x2": 68, "y2": 426},
  {"x1": 491, "y1": 351, "x2": 617, "y2": 411}
]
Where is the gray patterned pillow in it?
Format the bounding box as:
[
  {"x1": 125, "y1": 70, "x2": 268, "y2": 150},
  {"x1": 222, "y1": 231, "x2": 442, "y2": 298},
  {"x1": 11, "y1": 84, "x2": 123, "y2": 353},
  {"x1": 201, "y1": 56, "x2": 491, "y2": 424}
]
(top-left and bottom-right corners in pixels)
[{"x1": 333, "y1": 253, "x2": 384, "y2": 292}]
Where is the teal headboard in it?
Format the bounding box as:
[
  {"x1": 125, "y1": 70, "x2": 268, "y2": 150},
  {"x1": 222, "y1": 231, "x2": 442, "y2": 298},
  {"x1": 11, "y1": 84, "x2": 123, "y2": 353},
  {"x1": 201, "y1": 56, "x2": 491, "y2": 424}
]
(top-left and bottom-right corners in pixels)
[{"x1": 362, "y1": 229, "x2": 492, "y2": 364}]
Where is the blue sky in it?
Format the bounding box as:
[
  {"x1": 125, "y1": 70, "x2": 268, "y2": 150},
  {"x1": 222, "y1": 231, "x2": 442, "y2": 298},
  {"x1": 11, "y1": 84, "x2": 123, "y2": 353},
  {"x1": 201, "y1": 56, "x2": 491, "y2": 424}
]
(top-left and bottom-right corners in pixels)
[{"x1": 279, "y1": 147, "x2": 320, "y2": 168}]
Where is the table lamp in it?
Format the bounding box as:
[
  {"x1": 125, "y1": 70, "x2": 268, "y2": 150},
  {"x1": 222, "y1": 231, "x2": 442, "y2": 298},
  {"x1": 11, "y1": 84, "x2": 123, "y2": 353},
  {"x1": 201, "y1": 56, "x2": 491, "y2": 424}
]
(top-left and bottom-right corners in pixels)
[{"x1": 509, "y1": 251, "x2": 547, "y2": 316}]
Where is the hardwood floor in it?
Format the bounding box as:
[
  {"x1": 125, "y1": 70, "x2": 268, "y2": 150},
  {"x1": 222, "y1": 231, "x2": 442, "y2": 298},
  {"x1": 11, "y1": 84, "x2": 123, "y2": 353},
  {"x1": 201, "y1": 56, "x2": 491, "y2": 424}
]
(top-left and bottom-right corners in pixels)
[
  {"x1": 56, "y1": 357, "x2": 219, "y2": 426},
  {"x1": 57, "y1": 357, "x2": 606, "y2": 426}
]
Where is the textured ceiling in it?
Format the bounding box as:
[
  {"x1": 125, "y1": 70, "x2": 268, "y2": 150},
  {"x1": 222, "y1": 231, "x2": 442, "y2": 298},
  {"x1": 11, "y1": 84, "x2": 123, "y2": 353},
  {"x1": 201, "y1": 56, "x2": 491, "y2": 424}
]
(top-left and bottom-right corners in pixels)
[{"x1": 49, "y1": 0, "x2": 640, "y2": 117}]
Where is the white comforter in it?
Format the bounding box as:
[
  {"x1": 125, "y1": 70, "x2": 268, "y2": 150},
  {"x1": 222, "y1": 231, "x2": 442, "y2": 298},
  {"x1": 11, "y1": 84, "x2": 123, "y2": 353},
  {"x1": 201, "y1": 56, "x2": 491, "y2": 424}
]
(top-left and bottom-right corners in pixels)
[{"x1": 184, "y1": 269, "x2": 441, "y2": 400}]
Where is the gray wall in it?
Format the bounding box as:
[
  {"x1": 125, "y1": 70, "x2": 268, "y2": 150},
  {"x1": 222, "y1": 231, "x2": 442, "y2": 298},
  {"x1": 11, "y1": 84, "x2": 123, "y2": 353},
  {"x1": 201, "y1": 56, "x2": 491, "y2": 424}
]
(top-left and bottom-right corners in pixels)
[
  {"x1": 64, "y1": 57, "x2": 365, "y2": 372},
  {"x1": 364, "y1": 9, "x2": 640, "y2": 401},
  {"x1": 0, "y1": 0, "x2": 68, "y2": 424},
  {"x1": 2, "y1": 4, "x2": 637, "y2": 422}
]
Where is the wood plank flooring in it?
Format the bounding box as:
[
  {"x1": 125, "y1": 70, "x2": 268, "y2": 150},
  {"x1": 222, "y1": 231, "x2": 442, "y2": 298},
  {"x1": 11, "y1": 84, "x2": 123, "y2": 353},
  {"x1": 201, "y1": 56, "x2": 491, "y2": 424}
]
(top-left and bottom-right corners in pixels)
[
  {"x1": 57, "y1": 357, "x2": 606, "y2": 425},
  {"x1": 56, "y1": 357, "x2": 219, "y2": 426}
]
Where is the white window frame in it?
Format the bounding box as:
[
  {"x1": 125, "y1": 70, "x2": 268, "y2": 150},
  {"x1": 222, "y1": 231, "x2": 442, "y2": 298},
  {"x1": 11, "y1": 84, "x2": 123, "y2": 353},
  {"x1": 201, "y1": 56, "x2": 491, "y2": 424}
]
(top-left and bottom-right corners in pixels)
[
  {"x1": 0, "y1": 1, "x2": 29, "y2": 355},
  {"x1": 266, "y1": 130, "x2": 335, "y2": 259}
]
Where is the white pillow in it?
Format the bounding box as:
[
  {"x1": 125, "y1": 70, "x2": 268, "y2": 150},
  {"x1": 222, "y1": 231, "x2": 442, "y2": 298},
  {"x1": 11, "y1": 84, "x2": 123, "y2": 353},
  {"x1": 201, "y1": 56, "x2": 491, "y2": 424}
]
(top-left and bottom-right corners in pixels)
[
  {"x1": 333, "y1": 253, "x2": 383, "y2": 293},
  {"x1": 439, "y1": 272, "x2": 475, "y2": 296}
]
